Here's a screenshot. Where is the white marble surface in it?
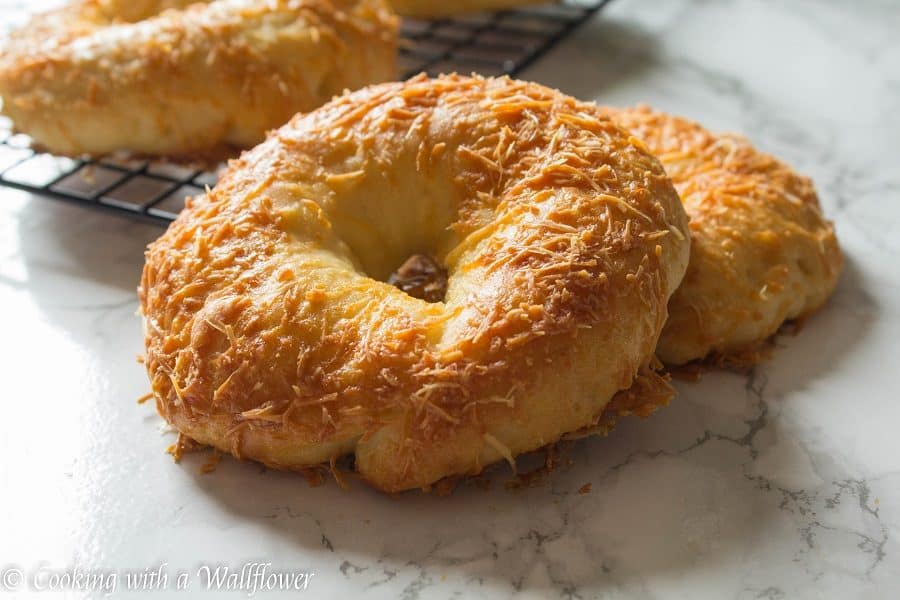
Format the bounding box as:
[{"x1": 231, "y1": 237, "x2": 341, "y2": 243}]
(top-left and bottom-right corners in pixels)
[{"x1": 2, "y1": 0, "x2": 900, "y2": 598}]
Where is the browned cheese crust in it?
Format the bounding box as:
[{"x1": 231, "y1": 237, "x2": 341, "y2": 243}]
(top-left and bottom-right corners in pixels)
[
  {"x1": 602, "y1": 106, "x2": 843, "y2": 365},
  {"x1": 0, "y1": 0, "x2": 398, "y2": 157},
  {"x1": 140, "y1": 75, "x2": 691, "y2": 492}
]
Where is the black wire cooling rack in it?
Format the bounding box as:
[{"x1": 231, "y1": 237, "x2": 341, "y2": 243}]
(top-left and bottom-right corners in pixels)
[{"x1": 0, "y1": 0, "x2": 610, "y2": 224}]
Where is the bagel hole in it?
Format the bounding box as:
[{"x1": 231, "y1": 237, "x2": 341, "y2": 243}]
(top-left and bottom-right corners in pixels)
[{"x1": 387, "y1": 254, "x2": 448, "y2": 303}]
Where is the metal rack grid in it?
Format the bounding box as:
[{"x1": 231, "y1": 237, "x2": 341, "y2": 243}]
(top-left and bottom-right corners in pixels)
[{"x1": 0, "y1": 0, "x2": 610, "y2": 225}]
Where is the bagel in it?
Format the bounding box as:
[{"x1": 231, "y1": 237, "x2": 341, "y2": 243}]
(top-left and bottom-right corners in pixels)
[
  {"x1": 0, "y1": 0, "x2": 397, "y2": 157},
  {"x1": 602, "y1": 106, "x2": 842, "y2": 365},
  {"x1": 140, "y1": 74, "x2": 691, "y2": 492},
  {"x1": 389, "y1": 0, "x2": 542, "y2": 18}
]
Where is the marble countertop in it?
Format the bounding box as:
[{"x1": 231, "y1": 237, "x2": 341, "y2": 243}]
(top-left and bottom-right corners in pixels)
[{"x1": 2, "y1": 0, "x2": 899, "y2": 598}]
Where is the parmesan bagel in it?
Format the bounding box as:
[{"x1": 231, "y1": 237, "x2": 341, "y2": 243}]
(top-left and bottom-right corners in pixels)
[
  {"x1": 140, "y1": 75, "x2": 691, "y2": 492},
  {"x1": 0, "y1": 0, "x2": 397, "y2": 157},
  {"x1": 603, "y1": 106, "x2": 842, "y2": 365}
]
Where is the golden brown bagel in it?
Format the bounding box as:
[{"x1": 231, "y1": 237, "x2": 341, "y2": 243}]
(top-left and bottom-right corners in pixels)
[
  {"x1": 602, "y1": 106, "x2": 842, "y2": 365},
  {"x1": 0, "y1": 0, "x2": 397, "y2": 157},
  {"x1": 389, "y1": 0, "x2": 542, "y2": 18},
  {"x1": 140, "y1": 75, "x2": 691, "y2": 492}
]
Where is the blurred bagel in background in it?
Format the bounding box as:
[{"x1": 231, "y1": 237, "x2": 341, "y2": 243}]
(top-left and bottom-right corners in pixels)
[
  {"x1": 603, "y1": 106, "x2": 842, "y2": 365},
  {"x1": 0, "y1": 0, "x2": 398, "y2": 157}
]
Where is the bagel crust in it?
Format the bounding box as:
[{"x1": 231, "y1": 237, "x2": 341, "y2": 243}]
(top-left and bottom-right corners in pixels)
[
  {"x1": 603, "y1": 107, "x2": 842, "y2": 365},
  {"x1": 140, "y1": 75, "x2": 691, "y2": 492},
  {"x1": 0, "y1": 0, "x2": 398, "y2": 157}
]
